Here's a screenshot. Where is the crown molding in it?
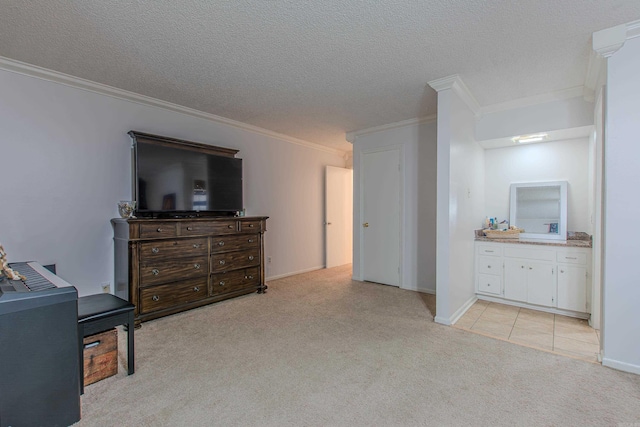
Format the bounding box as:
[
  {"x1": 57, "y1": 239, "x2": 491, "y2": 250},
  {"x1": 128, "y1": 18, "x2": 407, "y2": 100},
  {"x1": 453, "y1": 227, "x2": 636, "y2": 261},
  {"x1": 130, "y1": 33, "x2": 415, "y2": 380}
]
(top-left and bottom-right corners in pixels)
[
  {"x1": 479, "y1": 86, "x2": 585, "y2": 116},
  {"x1": 345, "y1": 114, "x2": 437, "y2": 143},
  {"x1": 428, "y1": 74, "x2": 480, "y2": 117},
  {"x1": 583, "y1": 51, "x2": 604, "y2": 102},
  {"x1": 0, "y1": 56, "x2": 346, "y2": 156},
  {"x1": 592, "y1": 19, "x2": 640, "y2": 58}
]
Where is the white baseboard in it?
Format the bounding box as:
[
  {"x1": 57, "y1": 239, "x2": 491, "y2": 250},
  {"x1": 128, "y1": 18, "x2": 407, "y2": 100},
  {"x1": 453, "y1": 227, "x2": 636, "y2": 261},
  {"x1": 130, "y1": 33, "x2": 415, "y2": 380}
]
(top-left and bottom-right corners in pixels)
[
  {"x1": 266, "y1": 266, "x2": 324, "y2": 281},
  {"x1": 435, "y1": 295, "x2": 478, "y2": 326},
  {"x1": 401, "y1": 284, "x2": 436, "y2": 294},
  {"x1": 602, "y1": 357, "x2": 640, "y2": 375}
]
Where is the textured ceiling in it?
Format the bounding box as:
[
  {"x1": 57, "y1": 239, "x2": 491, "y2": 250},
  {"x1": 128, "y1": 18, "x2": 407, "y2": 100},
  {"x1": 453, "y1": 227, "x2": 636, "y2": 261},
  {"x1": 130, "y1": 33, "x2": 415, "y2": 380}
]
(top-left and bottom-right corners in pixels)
[{"x1": 1, "y1": 1, "x2": 639, "y2": 152}]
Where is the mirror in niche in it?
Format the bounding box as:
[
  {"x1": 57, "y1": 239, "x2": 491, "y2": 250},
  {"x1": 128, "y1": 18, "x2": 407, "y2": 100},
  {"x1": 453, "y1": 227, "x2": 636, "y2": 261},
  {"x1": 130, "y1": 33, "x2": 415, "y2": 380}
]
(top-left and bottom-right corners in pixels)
[{"x1": 509, "y1": 181, "x2": 568, "y2": 241}]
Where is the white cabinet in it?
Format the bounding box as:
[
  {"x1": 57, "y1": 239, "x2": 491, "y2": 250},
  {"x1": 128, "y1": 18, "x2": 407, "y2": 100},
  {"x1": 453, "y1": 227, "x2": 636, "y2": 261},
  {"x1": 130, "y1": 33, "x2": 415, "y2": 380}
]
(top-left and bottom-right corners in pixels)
[
  {"x1": 504, "y1": 259, "x2": 527, "y2": 302},
  {"x1": 475, "y1": 245, "x2": 502, "y2": 296},
  {"x1": 475, "y1": 241, "x2": 591, "y2": 316},
  {"x1": 556, "y1": 250, "x2": 589, "y2": 312}
]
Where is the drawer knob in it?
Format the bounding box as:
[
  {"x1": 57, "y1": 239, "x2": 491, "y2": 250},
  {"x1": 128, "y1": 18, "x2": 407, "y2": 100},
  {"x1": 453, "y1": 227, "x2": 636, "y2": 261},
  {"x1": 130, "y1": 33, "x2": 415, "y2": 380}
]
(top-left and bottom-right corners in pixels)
[
  {"x1": 219, "y1": 260, "x2": 225, "y2": 265},
  {"x1": 156, "y1": 228, "x2": 163, "y2": 233},
  {"x1": 194, "y1": 263, "x2": 201, "y2": 269},
  {"x1": 487, "y1": 265, "x2": 491, "y2": 269},
  {"x1": 187, "y1": 226, "x2": 193, "y2": 231},
  {"x1": 529, "y1": 267, "x2": 533, "y2": 270},
  {"x1": 248, "y1": 255, "x2": 254, "y2": 261},
  {"x1": 218, "y1": 241, "x2": 225, "y2": 246},
  {"x1": 219, "y1": 281, "x2": 225, "y2": 286},
  {"x1": 521, "y1": 266, "x2": 525, "y2": 269},
  {"x1": 248, "y1": 275, "x2": 253, "y2": 279},
  {"x1": 193, "y1": 244, "x2": 200, "y2": 248},
  {"x1": 560, "y1": 270, "x2": 564, "y2": 273},
  {"x1": 249, "y1": 224, "x2": 254, "y2": 228},
  {"x1": 151, "y1": 268, "x2": 160, "y2": 275},
  {"x1": 193, "y1": 286, "x2": 200, "y2": 292},
  {"x1": 248, "y1": 239, "x2": 254, "y2": 243},
  {"x1": 228, "y1": 224, "x2": 234, "y2": 229},
  {"x1": 487, "y1": 283, "x2": 491, "y2": 287},
  {"x1": 152, "y1": 295, "x2": 160, "y2": 301},
  {"x1": 152, "y1": 247, "x2": 159, "y2": 253}
]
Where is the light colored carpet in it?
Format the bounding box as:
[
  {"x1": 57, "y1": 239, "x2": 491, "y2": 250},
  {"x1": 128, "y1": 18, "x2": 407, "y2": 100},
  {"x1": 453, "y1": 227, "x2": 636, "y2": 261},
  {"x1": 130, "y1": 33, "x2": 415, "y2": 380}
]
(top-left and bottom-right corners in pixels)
[{"x1": 76, "y1": 265, "x2": 640, "y2": 426}]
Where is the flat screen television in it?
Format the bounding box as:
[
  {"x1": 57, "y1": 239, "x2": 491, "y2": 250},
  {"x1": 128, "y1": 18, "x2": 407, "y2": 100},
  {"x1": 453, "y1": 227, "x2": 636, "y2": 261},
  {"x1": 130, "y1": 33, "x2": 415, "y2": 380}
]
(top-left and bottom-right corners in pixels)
[{"x1": 130, "y1": 132, "x2": 243, "y2": 217}]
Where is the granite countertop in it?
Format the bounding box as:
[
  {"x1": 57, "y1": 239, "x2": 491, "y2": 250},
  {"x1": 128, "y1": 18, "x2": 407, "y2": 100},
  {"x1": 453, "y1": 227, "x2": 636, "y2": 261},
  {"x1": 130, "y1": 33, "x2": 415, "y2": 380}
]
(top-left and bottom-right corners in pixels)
[{"x1": 474, "y1": 231, "x2": 592, "y2": 248}]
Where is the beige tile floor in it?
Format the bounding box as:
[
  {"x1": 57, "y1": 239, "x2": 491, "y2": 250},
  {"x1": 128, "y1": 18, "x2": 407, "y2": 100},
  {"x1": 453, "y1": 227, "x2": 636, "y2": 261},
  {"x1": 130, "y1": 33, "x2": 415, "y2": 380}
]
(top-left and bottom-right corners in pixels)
[{"x1": 453, "y1": 300, "x2": 600, "y2": 363}]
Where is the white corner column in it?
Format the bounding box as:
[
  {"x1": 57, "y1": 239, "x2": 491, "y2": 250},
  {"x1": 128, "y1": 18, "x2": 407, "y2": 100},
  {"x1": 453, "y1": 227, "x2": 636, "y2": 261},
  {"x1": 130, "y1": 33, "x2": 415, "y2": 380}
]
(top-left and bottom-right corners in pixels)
[
  {"x1": 593, "y1": 20, "x2": 640, "y2": 375},
  {"x1": 428, "y1": 75, "x2": 484, "y2": 325}
]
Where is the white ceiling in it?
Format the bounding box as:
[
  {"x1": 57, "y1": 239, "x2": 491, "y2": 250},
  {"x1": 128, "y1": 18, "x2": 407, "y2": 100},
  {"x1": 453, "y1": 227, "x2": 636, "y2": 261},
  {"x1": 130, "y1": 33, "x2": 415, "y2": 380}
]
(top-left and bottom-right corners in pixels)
[{"x1": 1, "y1": 1, "x2": 639, "y2": 152}]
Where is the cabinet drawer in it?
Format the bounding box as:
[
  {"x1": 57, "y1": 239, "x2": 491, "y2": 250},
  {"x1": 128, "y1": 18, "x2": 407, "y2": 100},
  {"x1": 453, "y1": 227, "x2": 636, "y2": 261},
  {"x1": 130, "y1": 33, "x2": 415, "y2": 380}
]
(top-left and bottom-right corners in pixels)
[
  {"x1": 504, "y1": 247, "x2": 554, "y2": 261},
  {"x1": 140, "y1": 238, "x2": 207, "y2": 261},
  {"x1": 139, "y1": 278, "x2": 208, "y2": 314},
  {"x1": 238, "y1": 219, "x2": 263, "y2": 233},
  {"x1": 211, "y1": 250, "x2": 260, "y2": 272},
  {"x1": 210, "y1": 267, "x2": 259, "y2": 295},
  {"x1": 477, "y1": 245, "x2": 502, "y2": 257},
  {"x1": 140, "y1": 222, "x2": 178, "y2": 239},
  {"x1": 478, "y1": 274, "x2": 501, "y2": 295},
  {"x1": 211, "y1": 234, "x2": 259, "y2": 254},
  {"x1": 181, "y1": 221, "x2": 236, "y2": 236},
  {"x1": 140, "y1": 256, "x2": 208, "y2": 286},
  {"x1": 557, "y1": 252, "x2": 587, "y2": 265},
  {"x1": 478, "y1": 256, "x2": 501, "y2": 274}
]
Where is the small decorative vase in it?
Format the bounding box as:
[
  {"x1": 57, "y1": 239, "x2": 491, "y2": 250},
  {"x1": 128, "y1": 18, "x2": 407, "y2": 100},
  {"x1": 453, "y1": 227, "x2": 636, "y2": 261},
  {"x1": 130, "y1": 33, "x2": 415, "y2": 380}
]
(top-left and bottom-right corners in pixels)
[{"x1": 117, "y1": 201, "x2": 136, "y2": 218}]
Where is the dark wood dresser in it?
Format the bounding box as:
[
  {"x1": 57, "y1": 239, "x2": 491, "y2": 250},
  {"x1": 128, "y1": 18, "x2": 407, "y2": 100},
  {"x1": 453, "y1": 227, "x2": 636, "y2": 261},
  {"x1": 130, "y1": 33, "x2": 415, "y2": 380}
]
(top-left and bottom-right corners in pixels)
[{"x1": 112, "y1": 216, "x2": 268, "y2": 324}]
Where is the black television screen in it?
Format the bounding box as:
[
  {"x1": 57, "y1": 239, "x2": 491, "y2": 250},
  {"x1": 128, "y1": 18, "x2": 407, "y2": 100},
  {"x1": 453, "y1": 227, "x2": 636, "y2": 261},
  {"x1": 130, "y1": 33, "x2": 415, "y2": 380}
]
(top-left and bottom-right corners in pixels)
[{"x1": 134, "y1": 140, "x2": 243, "y2": 216}]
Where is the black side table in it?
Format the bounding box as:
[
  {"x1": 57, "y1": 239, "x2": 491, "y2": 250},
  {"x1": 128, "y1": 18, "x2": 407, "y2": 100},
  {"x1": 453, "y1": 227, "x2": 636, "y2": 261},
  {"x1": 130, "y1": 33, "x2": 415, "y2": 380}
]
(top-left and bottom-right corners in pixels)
[{"x1": 77, "y1": 294, "x2": 135, "y2": 394}]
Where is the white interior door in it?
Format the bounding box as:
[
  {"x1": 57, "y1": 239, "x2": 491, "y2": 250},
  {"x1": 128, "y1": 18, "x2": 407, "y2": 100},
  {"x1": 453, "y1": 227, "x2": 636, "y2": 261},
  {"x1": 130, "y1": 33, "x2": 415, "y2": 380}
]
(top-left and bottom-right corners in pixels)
[
  {"x1": 361, "y1": 148, "x2": 400, "y2": 286},
  {"x1": 325, "y1": 166, "x2": 353, "y2": 268}
]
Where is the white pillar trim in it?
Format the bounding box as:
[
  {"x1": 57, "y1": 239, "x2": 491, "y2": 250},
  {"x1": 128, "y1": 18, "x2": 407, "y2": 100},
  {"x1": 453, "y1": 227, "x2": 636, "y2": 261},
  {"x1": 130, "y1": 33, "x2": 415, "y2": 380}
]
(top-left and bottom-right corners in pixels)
[
  {"x1": 592, "y1": 19, "x2": 640, "y2": 58},
  {"x1": 428, "y1": 74, "x2": 480, "y2": 117}
]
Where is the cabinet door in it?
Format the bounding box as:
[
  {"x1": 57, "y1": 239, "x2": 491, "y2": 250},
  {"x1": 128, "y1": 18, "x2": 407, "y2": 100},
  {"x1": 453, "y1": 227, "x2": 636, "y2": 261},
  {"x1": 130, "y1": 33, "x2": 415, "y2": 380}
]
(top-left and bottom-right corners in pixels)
[
  {"x1": 557, "y1": 265, "x2": 587, "y2": 312},
  {"x1": 504, "y1": 259, "x2": 528, "y2": 302},
  {"x1": 526, "y1": 262, "x2": 555, "y2": 307}
]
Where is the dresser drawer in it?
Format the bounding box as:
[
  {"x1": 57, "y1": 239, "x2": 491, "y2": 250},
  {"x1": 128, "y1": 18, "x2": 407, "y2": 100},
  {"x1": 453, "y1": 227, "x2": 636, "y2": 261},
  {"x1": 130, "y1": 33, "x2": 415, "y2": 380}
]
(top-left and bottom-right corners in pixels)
[
  {"x1": 557, "y1": 252, "x2": 587, "y2": 265},
  {"x1": 477, "y1": 245, "x2": 502, "y2": 257},
  {"x1": 210, "y1": 267, "x2": 259, "y2": 295},
  {"x1": 140, "y1": 256, "x2": 208, "y2": 286},
  {"x1": 139, "y1": 278, "x2": 208, "y2": 314},
  {"x1": 211, "y1": 250, "x2": 260, "y2": 272},
  {"x1": 180, "y1": 221, "x2": 234, "y2": 236},
  {"x1": 140, "y1": 222, "x2": 178, "y2": 239},
  {"x1": 211, "y1": 234, "x2": 259, "y2": 254},
  {"x1": 238, "y1": 219, "x2": 263, "y2": 233},
  {"x1": 140, "y1": 238, "x2": 207, "y2": 261},
  {"x1": 478, "y1": 274, "x2": 501, "y2": 295},
  {"x1": 478, "y1": 256, "x2": 501, "y2": 275}
]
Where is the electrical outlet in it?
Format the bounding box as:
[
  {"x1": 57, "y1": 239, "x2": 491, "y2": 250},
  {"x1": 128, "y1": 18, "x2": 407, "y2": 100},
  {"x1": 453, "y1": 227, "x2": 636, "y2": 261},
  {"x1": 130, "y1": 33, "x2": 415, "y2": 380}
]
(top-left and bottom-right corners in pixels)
[
  {"x1": 101, "y1": 282, "x2": 111, "y2": 294},
  {"x1": 267, "y1": 256, "x2": 272, "y2": 263}
]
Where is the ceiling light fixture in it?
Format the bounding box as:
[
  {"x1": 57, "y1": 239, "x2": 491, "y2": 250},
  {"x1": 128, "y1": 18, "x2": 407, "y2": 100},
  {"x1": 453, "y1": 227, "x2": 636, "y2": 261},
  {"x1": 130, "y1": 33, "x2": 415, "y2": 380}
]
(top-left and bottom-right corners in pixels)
[{"x1": 511, "y1": 133, "x2": 549, "y2": 144}]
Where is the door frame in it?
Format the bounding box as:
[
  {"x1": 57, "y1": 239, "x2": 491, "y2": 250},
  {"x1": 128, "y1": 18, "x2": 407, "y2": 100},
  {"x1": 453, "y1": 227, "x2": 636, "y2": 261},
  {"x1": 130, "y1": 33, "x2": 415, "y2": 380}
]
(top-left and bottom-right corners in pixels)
[
  {"x1": 359, "y1": 144, "x2": 404, "y2": 287},
  {"x1": 325, "y1": 165, "x2": 353, "y2": 268}
]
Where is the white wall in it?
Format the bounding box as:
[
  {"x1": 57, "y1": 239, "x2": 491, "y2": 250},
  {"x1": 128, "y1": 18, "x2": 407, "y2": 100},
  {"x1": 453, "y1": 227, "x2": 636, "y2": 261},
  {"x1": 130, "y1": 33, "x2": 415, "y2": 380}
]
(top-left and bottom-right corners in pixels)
[
  {"x1": 435, "y1": 87, "x2": 485, "y2": 324},
  {"x1": 476, "y1": 96, "x2": 594, "y2": 141},
  {"x1": 0, "y1": 69, "x2": 345, "y2": 295},
  {"x1": 351, "y1": 120, "x2": 437, "y2": 293},
  {"x1": 601, "y1": 35, "x2": 640, "y2": 374},
  {"x1": 484, "y1": 138, "x2": 591, "y2": 234}
]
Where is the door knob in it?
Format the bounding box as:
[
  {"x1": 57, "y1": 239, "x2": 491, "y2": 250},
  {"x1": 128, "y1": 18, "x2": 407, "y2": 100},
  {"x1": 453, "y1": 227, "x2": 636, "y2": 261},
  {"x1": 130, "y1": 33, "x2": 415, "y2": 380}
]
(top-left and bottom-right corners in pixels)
[{"x1": 363, "y1": 222, "x2": 369, "y2": 228}]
